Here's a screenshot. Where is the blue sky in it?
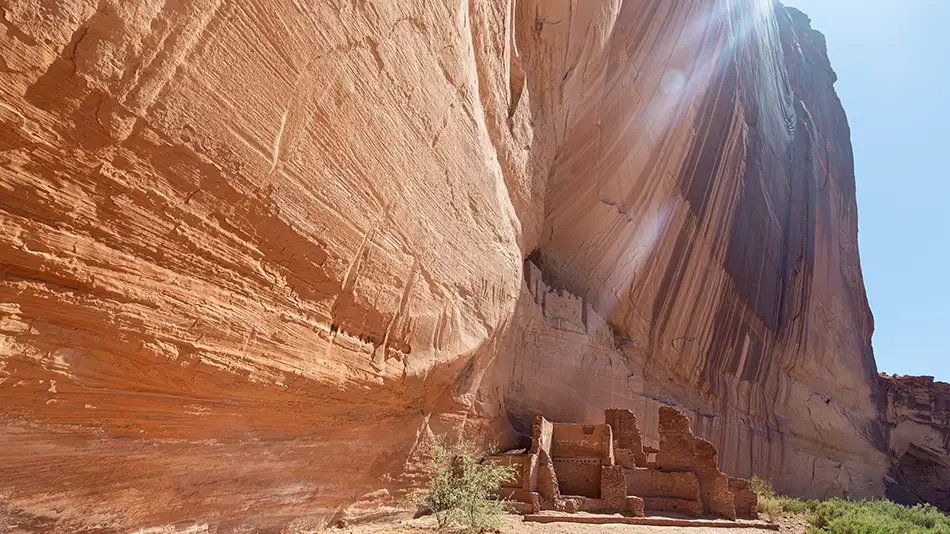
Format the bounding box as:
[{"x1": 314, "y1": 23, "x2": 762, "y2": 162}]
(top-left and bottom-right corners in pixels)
[{"x1": 783, "y1": 1, "x2": 950, "y2": 382}]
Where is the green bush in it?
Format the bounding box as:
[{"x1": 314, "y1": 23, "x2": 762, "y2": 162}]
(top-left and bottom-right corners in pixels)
[
  {"x1": 751, "y1": 476, "x2": 822, "y2": 522},
  {"x1": 421, "y1": 437, "x2": 516, "y2": 530},
  {"x1": 776, "y1": 496, "x2": 820, "y2": 515},
  {"x1": 750, "y1": 476, "x2": 950, "y2": 532},
  {"x1": 809, "y1": 499, "x2": 950, "y2": 534}
]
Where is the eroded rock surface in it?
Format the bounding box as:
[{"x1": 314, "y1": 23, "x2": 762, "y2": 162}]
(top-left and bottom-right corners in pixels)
[
  {"x1": 0, "y1": 0, "x2": 936, "y2": 531},
  {"x1": 1, "y1": 1, "x2": 530, "y2": 530},
  {"x1": 882, "y1": 375, "x2": 950, "y2": 510},
  {"x1": 481, "y1": 1, "x2": 888, "y2": 506}
]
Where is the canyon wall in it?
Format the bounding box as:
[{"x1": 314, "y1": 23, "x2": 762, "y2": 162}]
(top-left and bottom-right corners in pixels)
[
  {"x1": 480, "y1": 0, "x2": 886, "y2": 501},
  {"x1": 881, "y1": 375, "x2": 950, "y2": 510},
  {"x1": 0, "y1": 0, "x2": 933, "y2": 532},
  {"x1": 1, "y1": 0, "x2": 531, "y2": 531}
]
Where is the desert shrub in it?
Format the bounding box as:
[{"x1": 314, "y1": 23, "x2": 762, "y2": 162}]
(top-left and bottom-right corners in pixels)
[
  {"x1": 809, "y1": 499, "x2": 950, "y2": 534},
  {"x1": 751, "y1": 476, "x2": 819, "y2": 522},
  {"x1": 751, "y1": 475, "x2": 776, "y2": 499},
  {"x1": 750, "y1": 476, "x2": 950, "y2": 531},
  {"x1": 421, "y1": 437, "x2": 515, "y2": 530},
  {"x1": 752, "y1": 476, "x2": 783, "y2": 521},
  {"x1": 779, "y1": 496, "x2": 820, "y2": 515},
  {"x1": 760, "y1": 497, "x2": 783, "y2": 522}
]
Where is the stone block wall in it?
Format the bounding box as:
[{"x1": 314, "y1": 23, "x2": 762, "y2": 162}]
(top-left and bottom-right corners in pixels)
[
  {"x1": 537, "y1": 449, "x2": 560, "y2": 503},
  {"x1": 605, "y1": 408, "x2": 648, "y2": 466},
  {"x1": 499, "y1": 407, "x2": 756, "y2": 522},
  {"x1": 729, "y1": 477, "x2": 758, "y2": 520},
  {"x1": 551, "y1": 424, "x2": 613, "y2": 460},
  {"x1": 552, "y1": 458, "x2": 602, "y2": 498},
  {"x1": 642, "y1": 497, "x2": 703, "y2": 517},
  {"x1": 656, "y1": 407, "x2": 737, "y2": 519},
  {"x1": 531, "y1": 415, "x2": 555, "y2": 455},
  {"x1": 489, "y1": 453, "x2": 536, "y2": 489},
  {"x1": 625, "y1": 468, "x2": 700, "y2": 501},
  {"x1": 615, "y1": 448, "x2": 636, "y2": 469},
  {"x1": 624, "y1": 496, "x2": 646, "y2": 516},
  {"x1": 543, "y1": 290, "x2": 585, "y2": 333},
  {"x1": 524, "y1": 260, "x2": 617, "y2": 338},
  {"x1": 525, "y1": 261, "x2": 545, "y2": 306},
  {"x1": 600, "y1": 466, "x2": 628, "y2": 510}
]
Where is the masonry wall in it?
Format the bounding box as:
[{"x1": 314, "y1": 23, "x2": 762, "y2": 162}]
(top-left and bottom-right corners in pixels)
[
  {"x1": 605, "y1": 409, "x2": 648, "y2": 466},
  {"x1": 553, "y1": 458, "x2": 602, "y2": 498},
  {"x1": 626, "y1": 468, "x2": 700, "y2": 501},
  {"x1": 729, "y1": 477, "x2": 758, "y2": 519},
  {"x1": 543, "y1": 290, "x2": 585, "y2": 334},
  {"x1": 551, "y1": 424, "x2": 613, "y2": 459},
  {"x1": 492, "y1": 454, "x2": 531, "y2": 489},
  {"x1": 656, "y1": 407, "x2": 736, "y2": 519}
]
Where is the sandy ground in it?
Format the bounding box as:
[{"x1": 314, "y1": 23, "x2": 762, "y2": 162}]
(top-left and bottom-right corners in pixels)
[{"x1": 334, "y1": 514, "x2": 810, "y2": 534}]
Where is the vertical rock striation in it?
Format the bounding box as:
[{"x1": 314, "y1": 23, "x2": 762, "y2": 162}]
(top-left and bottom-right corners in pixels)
[
  {"x1": 0, "y1": 0, "x2": 939, "y2": 531},
  {"x1": 485, "y1": 0, "x2": 886, "y2": 504}
]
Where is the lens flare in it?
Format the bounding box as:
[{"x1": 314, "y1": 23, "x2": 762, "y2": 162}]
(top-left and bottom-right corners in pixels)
[{"x1": 660, "y1": 69, "x2": 687, "y2": 96}]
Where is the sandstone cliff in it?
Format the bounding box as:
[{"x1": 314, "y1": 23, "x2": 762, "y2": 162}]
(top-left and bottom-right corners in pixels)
[
  {"x1": 0, "y1": 0, "x2": 929, "y2": 531},
  {"x1": 881, "y1": 375, "x2": 950, "y2": 510},
  {"x1": 482, "y1": 0, "x2": 885, "y2": 501}
]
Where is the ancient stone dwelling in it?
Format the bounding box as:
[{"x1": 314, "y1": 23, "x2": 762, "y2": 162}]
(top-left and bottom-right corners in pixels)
[{"x1": 492, "y1": 407, "x2": 757, "y2": 520}]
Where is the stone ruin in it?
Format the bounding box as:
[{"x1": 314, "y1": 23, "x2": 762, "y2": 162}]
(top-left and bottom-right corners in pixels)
[{"x1": 492, "y1": 406, "x2": 757, "y2": 520}]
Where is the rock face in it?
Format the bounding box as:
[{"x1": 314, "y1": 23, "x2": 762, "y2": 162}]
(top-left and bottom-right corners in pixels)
[
  {"x1": 881, "y1": 375, "x2": 950, "y2": 510},
  {"x1": 485, "y1": 1, "x2": 887, "y2": 504},
  {"x1": 0, "y1": 0, "x2": 935, "y2": 531},
  {"x1": 2, "y1": 1, "x2": 530, "y2": 530}
]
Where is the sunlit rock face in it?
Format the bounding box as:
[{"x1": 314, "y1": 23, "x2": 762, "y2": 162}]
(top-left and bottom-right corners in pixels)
[
  {"x1": 482, "y1": 0, "x2": 887, "y2": 503},
  {"x1": 1, "y1": 1, "x2": 528, "y2": 531},
  {"x1": 0, "y1": 0, "x2": 903, "y2": 531}
]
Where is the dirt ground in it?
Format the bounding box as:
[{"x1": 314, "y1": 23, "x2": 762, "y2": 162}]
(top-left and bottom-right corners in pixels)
[{"x1": 334, "y1": 514, "x2": 811, "y2": 534}]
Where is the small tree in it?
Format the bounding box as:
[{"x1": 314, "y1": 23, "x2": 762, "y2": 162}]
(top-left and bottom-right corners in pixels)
[
  {"x1": 424, "y1": 439, "x2": 463, "y2": 529},
  {"x1": 422, "y1": 436, "x2": 515, "y2": 530}
]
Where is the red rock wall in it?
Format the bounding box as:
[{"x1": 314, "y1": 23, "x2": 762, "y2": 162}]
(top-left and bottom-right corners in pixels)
[
  {"x1": 882, "y1": 375, "x2": 950, "y2": 510},
  {"x1": 481, "y1": 0, "x2": 888, "y2": 505},
  {"x1": 0, "y1": 0, "x2": 925, "y2": 531},
  {"x1": 1, "y1": 1, "x2": 531, "y2": 530}
]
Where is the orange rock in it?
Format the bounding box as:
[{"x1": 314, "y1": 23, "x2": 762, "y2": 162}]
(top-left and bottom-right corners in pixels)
[{"x1": 0, "y1": 0, "x2": 936, "y2": 531}]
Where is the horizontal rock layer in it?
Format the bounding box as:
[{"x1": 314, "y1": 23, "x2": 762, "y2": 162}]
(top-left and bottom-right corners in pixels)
[
  {"x1": 2, "y1": 0, "x2": 529, "y2": 530},
  {"x1": 0, "y1": 0, "x2": 938, "y2": 531},
  {"x1": 881, "y1": 375, "x2": 950, "y2": 510}
]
